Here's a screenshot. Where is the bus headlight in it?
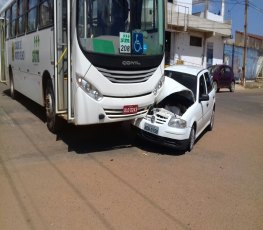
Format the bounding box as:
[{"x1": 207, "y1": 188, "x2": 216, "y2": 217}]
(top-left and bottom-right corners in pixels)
[
  {"x1": 168, "y1": 116, "x2": 187, "y2": 129},
  {"x1": 153, "y1": 74, "x2": 165, "y2": 96},
  {"x1": 77, "y1": 75, "x2": 103, "y2": 101}
]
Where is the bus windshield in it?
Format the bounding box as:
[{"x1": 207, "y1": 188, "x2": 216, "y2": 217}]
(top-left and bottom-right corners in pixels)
[{"x1": 77, "y1": 0, "x2": 164, "y2": 56}]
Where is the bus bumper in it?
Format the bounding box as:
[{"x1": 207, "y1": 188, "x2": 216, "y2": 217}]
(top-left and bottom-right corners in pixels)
[{"x1": 73, "y1": 87, "x2": 156, "y2": 125}]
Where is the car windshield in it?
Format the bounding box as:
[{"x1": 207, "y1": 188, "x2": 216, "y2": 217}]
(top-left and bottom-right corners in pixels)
[{"x1": 164, "y1": 70, "x2": 197, "y2": 99}]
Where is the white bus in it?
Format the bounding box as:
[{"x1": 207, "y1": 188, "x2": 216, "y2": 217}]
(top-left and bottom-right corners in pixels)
[{"x1": 0, "y1": 0, "x2": 165, "y2": 133}]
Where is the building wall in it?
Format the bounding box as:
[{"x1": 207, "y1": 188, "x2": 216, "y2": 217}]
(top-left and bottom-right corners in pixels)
[
  {"x1": 173, "y1": 0, "x2": 192, "y2": 14},
  {"x1": 172, "y1": 32, "x2": 203, "y2": 66},
  {"x1": 207, "y1": 36, "x2": 224, "y2": 66},
  {"x1": 168, "y1": 31, "x2": 224, "y2": 68},
  {"x1": 207, "y1": 11, "x2": 224, "y2": 23}
]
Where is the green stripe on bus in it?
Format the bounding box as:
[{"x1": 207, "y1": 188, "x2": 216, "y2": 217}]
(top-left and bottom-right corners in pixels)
[{"x1": 92, "y1": 39, "x2": 115, "y2": 54}]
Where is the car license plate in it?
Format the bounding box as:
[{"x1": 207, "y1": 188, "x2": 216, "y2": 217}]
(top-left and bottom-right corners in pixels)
[
  {"x1": 144, "y1": 123, "x2": 159, "y2": 135},
  {"x1": 123, "y1": 105, "x2": 138, "y2": 114}
]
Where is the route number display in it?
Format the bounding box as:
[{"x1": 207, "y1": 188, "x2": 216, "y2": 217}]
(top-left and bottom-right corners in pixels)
[{"x1": 120, "y1": 32, "x2": 131, "y2": 54}]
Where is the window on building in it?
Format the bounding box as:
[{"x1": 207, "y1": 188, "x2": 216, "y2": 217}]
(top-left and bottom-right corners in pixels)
[
  {"x1": 190, "y1": 36, "x2": 202, "y2": 47},
  {"x1": 39, "y1": 0, "x2": 53, "y2": 28},
  {"x1": 27, "y1": 0, "x2": 38, "y2": 32}
]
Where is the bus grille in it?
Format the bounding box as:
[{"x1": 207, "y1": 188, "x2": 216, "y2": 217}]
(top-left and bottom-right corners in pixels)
[
  {"x1": 104, "y1": 106, "x2": 149, "y2": 119},
  {"x1": 97, "y1": 67, "x2": 157, "y2": 84}
]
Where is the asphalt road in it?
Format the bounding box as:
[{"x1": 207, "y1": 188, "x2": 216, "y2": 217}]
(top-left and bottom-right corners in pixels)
[{"x1": 0, "y1": 83, "x2": 263, "y2": 230}]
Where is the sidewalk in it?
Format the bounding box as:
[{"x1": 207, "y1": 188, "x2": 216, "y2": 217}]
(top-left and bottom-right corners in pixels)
[{"x1": 235, "y1": 80, "x2": 263, "y2": 90}]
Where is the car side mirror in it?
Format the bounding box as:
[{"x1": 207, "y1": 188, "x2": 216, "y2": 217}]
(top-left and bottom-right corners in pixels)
[{"x1": 199, "y1": 94, "x2": 209, "y2": 102}]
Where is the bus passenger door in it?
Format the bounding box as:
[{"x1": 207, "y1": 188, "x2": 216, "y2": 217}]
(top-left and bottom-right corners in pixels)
[{"x1": 54, "y1": 0, "x2": 72, "y2": 120}]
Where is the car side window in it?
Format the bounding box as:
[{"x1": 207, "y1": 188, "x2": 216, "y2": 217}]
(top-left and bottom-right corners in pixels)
[
  {"x1": 199, "y1": 76, "x2": 207, "y2": 97},
  {"x1": 204, "y1": 72, "x2": 213, "y2": 93}
]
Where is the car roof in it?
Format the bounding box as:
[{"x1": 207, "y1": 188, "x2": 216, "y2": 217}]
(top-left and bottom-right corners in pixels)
[
  {"x1": 165, "y1": 64, "x2": 206, "y2": 76},
  {"x1": 209, "y1": 64, "x2": 232, "y2": 68}
]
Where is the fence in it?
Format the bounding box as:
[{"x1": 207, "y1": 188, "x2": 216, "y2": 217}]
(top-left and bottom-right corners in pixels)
[{"x1": 224, "y1": 44, "x2": 262, "y2": 80}]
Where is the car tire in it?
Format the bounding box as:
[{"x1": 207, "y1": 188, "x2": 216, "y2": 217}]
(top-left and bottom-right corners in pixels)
[
  {"x1": 230, "y1": 81, "x2": 235, "y2": 92},
  {"x1": 188, "y1": 126, "x2": 195, "y2": 152},
  {"x1": 45, "y1": 79, "x2": 60, "y2": 133},
  {"x1": 208, "y1": 107, "x2": 215, "y2": 131}
]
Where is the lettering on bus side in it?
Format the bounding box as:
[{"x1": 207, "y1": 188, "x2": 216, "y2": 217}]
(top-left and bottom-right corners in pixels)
[
  {"x1": 32, "y1": 35, "x2": 40, "y2": 63},
  {"x1": 32, "y1": 50, "x2": 39, "y2": 63},
  {"x1": 12, "y1": 41, "x2": 25, "y2": 61}
]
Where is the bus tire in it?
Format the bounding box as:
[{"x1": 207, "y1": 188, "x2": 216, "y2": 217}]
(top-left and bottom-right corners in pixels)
[
  {"x1": 9, "y1": 68, "x2": 15, "y2": 99},
  {"x1": 45, "y1": 79, "x2": 59, "y2": 133}
]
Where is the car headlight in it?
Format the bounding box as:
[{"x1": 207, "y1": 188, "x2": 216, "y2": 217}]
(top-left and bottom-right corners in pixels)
[
  {"x1": 152, "y1": 74, "x2": 165, "y2": 96},
  {"x1": 168, "y1": 116, "x2": 187, "y2": 128},
  {"x1": 76, "y1": 75, "x2": 103, "y2": 101}
]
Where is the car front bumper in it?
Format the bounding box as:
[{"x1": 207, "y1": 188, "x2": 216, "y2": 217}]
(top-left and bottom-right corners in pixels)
[
  {"x1": 133, "y1": 118, "x2": 191, "y2": 150},
  {"x1": 133, "y1": 126, "x2": 189, "y2": 150}
]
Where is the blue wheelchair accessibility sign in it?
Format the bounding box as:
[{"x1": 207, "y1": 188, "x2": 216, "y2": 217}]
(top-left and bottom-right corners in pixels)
[{"x1": 132, "y1": 32, "x2": 143, "y2": 55}]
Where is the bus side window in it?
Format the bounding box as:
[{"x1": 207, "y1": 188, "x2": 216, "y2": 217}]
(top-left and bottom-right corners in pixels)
[
  {"x1": 10, "y1": 2, "x2": 17, "y2": 38},
  {"x1": 18, "y1": 0, "x2": 25, "y2": 35},
  {"x1": 5, "y1": 8, "x2": 10, "y2": 40},
  {"x1": 39, "y1": 0, "x2": 53, "y2": 28},
  {"x1": 27, "y1": 0, "x2": 38, "y2": 32}
]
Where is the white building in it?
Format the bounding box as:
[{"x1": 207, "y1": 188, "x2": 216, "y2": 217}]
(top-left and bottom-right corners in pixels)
[{"x1": 165, "y1": 0, "x2": 231, "y2": 68}]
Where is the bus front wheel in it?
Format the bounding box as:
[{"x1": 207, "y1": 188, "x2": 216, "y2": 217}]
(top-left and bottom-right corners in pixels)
[{"x1": 45, "y1": 79, "x2": 59, "y2": 133}]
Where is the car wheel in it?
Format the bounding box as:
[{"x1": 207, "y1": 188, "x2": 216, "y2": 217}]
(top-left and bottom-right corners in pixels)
[
  {"x1": 208, "y1": 107, "x2": 215, "y2": 131},
  {"x1": 188, "y1": 126, "x2": 195, "y2": 152},
  {"x1": 45, "y1": 79, "x2": 60, "y2": 133},
  {"x1": 230, "y1": 81, "x2": 235, "y2": 92}
]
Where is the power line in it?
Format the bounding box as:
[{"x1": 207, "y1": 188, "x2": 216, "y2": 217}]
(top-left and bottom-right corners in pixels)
[{"x1": 249, "y1": 1, "x2": 263, "y2": 13}]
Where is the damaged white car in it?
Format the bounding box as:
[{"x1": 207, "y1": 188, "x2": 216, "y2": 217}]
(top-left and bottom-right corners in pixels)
[{"x1": 133, "y1": 65, "x2": 216, "y2": 152}]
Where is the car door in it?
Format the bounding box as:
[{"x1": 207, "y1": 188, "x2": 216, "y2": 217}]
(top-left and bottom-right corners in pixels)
[
  {"x1": 204, "y1": 71, "x2": 215, "y2": 124},
  {"x1": 196, "y1": 74, "x2": 208, "y2": 134}
]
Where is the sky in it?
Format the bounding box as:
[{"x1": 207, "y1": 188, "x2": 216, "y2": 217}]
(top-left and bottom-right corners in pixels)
[
  {"x1": 194, "y1": 0, "x2": 263, "y2": 37},
  {"x1": 0, "y1": 0, "x2": 263, "y2": 37}
]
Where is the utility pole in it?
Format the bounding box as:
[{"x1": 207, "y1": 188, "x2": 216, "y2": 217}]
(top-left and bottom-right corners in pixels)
[
  {"x1": 204, "y1": 0, "x2": 209, "y2": 19},
  {"x1": 242, "y1": 0, "x2": 248, "y2": 86}
]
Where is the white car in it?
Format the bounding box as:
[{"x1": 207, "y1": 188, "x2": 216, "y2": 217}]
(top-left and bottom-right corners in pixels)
[{"x1": 133, "y1": 65, "x2": 216, "y2": 152}]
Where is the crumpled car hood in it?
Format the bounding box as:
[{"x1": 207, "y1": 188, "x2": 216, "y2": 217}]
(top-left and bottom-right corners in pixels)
[{"x1": 156, "y1": 77, "x2": 195, "y2": 104}]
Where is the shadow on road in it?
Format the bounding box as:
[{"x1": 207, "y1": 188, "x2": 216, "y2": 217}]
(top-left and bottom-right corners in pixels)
[
  {"x1": 3, "y1": 88, "x2": 188, "y2": 156},
  {"x1": 56, "y1": 121, "x2": 136, "y2": 154},
  {"x1": 3, "y1": 89, "x2": 46, "y2": 122},
  {"x1": 133, "y1": 136, "x2": 186, "y2": 156}
]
